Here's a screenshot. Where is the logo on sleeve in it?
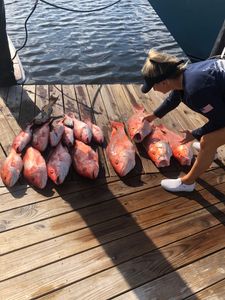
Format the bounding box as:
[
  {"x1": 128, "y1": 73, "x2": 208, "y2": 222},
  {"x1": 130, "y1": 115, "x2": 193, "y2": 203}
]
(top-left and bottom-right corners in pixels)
[{"x1": 200, "y1": 104, "x2": 214, "y2": 113}]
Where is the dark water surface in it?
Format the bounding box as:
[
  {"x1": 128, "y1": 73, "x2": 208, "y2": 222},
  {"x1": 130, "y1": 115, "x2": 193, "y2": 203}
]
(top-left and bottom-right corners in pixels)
[{"x1": 5, "y1": 0, "x2": 186, "y2": 84}]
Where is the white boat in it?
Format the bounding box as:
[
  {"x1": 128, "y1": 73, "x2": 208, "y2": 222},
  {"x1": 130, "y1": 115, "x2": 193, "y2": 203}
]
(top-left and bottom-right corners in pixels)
[{"x1": 8, "y1": 36, "x2": 26, "y2": 85}]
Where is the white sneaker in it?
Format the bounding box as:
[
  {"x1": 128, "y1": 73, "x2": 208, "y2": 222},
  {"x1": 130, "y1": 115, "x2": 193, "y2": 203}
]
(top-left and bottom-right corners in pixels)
[
  {"x1": 192, "y1": 141, "x2": 201, "y2": 151},
  {"x1": 192, "y1": 141, "x2": 218, "y2": 160},
  {"x1": 161, "y1": 178, "x2": 195, "y2": 192}
]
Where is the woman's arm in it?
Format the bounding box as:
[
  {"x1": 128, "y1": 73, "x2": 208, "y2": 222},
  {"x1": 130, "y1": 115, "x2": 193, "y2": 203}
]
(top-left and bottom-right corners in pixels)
[{"x1": 153, "y1": 90, "x2": 182, "y2": 118}]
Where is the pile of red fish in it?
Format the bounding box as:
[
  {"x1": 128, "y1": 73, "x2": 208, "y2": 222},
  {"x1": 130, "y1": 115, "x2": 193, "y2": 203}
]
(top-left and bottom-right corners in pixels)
[
  {"x1": 106, "y1": 104, "x2": 194, "y2": 177},
  {"x1": 0, "y1": 101, "x2": 194, "y2": 187},
  {"x1": 0, "y1": 113, "x2": 104, "y2": 189}
]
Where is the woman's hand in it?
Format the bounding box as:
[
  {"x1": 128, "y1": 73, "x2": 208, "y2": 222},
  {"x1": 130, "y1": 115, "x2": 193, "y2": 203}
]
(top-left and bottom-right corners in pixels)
[
  {"x1": 180, "y1": 130, "x2": 195, "y2": 144},
  {"x1": 142, "y1": 113, "x2": 157, "y2": 123}
]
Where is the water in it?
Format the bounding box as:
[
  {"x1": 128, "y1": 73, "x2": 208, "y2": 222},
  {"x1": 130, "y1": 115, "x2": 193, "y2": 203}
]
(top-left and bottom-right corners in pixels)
[{"x1": 5, "y1": 0, "x2": 186, "y2": 84}]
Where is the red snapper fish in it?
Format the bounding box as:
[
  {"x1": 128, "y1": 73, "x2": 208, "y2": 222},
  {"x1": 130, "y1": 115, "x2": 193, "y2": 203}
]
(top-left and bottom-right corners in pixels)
[
  {"x1": 86, "y1": 120, "x2": 104, "y2": 144},
  {"x1": 157, "y1": 124, "x2": 193, "y2": 166},
  {"x1": 0, "y1": 148, "x2": 23, "y2": 187},
  {"x1": 106, "y1": 121, "x2": 136, "y2": 177},
  {"x1": 23, "y1": 147, "x2": 48, "y2": 189},
  {"x1": 12, "y1": 124, "x2": 33, "y2": 153},
  {"x1": 72, "y1": 140, "x2": 99, "y2": 179},
  {"x1": 143, "y1": 125, "x2": 172, "y2": 168},
  {"x1": 47, "y1": 143, "x2": 72, "y2": 185},
  {"x1": 63, "y1": 113, "x2": 74, "y2": 128},
  {"x1": 72, "y1": 114, "x2": 92, "y2": 144},
  {"x1": 49, "y1": 119, "x2": 64, "y2": 147},
  {"x1": 127, "y1": 105, "x2": 152, "y2": 143},
  {"x1": 32, "y1": 122, "x2": 50, "y2": 152},
  {"x1": 62, "y1": 125, "x2": 74, "y2": 147}
]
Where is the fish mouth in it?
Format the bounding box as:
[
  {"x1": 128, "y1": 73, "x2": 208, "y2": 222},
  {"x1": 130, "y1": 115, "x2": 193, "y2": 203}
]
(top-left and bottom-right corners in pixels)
[
  {"x1": 157, "y1": 158, "x2": 170, "y2": 168},
  {"x1": 133, "y1": 133, "x2": 142, "y2": 143},
  {"x1": 179, "y1": 158, "x2": 192, "y2": 166}
]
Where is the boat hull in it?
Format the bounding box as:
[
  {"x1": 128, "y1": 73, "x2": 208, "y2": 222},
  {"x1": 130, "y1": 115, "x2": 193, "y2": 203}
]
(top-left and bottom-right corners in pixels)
[{"x1": 147, "y1": 0, "x2": 225, "y2": 60}]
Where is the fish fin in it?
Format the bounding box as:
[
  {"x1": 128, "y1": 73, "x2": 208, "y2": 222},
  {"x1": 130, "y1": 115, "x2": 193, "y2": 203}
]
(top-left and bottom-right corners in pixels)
[
  {"x1": 132, "y1": 103, "x2": 145, "y2": 113},
  {"x1": 110, "y1": 120, "x2": 124, "y2": 129},
  {"x1": 49, "y1": 95, "x2": 59, "y2": 106}
]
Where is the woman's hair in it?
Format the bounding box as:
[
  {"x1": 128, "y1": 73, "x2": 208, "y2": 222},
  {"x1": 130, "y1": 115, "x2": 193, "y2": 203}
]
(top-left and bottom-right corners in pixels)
[{"x1": 142, "y1": 48, "x2": 187, "y2": 79}]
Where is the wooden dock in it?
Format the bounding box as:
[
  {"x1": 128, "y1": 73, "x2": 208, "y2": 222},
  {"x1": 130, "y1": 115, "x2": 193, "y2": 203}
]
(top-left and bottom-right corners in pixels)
[{"x1": 1, "y1": 84, "x2": 225, "y2": 299}]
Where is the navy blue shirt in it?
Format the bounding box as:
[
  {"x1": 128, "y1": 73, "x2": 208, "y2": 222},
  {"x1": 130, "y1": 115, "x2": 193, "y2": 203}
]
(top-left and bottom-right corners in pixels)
[{"x1": 154, "y1": 58, "x2": 225, "y2": 140}]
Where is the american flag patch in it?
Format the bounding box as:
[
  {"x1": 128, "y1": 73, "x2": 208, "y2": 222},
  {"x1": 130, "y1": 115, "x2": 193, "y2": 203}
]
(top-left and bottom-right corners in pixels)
[{"x1": 201, "y1": 104, "x2": 214, "y2": 113}]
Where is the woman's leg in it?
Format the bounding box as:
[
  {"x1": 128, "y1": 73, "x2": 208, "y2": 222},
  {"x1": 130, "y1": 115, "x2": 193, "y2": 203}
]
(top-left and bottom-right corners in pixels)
[{"x1": 182, "y1": 127, "x2": 225, "y2": 184}]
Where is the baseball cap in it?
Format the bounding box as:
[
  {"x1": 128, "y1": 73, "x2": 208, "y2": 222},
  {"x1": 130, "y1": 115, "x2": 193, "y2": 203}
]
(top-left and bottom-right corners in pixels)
[{"x1": 141, "y1": 60, "x2": 184, "y2": 93}]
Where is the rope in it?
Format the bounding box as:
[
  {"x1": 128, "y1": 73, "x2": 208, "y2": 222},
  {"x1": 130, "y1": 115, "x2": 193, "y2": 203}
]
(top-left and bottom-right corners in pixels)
[
  {"x1": 39, "y1": 0, "x2": 122, "y2": 13},
  {"x1": 11, "y1": 0, "x2": 39, "y2": 61}
]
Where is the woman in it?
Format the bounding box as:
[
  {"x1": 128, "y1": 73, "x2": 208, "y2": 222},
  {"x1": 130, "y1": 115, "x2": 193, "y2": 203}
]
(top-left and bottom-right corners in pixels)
[{"x1": 141, "y1": 48, "x2": 225, "y2": 192}]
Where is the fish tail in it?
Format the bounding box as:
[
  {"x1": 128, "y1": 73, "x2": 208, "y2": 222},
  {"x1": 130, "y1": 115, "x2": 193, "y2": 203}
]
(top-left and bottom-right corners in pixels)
[
  {"x1": 49, "y1": 95, "x2": 59, "y2": 106},
  {"x1": 132, "y1": 103, "x2": 145, "y2": 112}
]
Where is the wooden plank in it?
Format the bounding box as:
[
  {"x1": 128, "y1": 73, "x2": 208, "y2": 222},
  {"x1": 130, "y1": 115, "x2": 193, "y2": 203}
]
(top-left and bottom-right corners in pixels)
[
  {"x1": 0, "y1": 145, "x2": 6, "y2": 187},
  {"x1": 62, "y1": 85, "x2": 79, "y2": 116},
  {"x1": 0, "y1": 163, "x2": 224, "y2": 213},
  {"x1": 6, "y1": 85, "x2": 23, "y2": 122},
  {"x1": 115, "y1": 248, "x2": 225, "y2": 300},
  {"x1": 0, "y1": 172, "x2": 155, "y2": 213},
  {"x1": 186, "y1": 279, "x2": 225, "y2": 300},
  {"x1": 0, "y1": 107, "x2": 16, "y2": 155},
  {"x1": 74, "y1": 84, "x2": 109, "y2": 178},
  {"x1": 2, "y1": 198, "x2": 225, "y2": 282},
  {"x1": 0, "y1": 88, "x2": 17, "y2": 155},
  {"x1": 100, "y1": 84, "x2": 121, "y2": 122},
  {"x1": 19, "y1": 85, "x2": 36, "y2": 128},
  {"x1": 35, "y1": 85, "x2": 49, "y2": 114},
  {"x1": 49, "y1": 84, "x2": 64, "y2": 116},
  {"x1": 2, "y1": 175, "x2": 225, "y2": 254},
  {"x1": 0, "y1": 87, "x2": 20, "y2": 136},
  {"x1": 9, "y1": 224, "x2": 225, "y2": 300},
  {"x1": 2, "y1": 170, "x2": 211, "y2": 232}
]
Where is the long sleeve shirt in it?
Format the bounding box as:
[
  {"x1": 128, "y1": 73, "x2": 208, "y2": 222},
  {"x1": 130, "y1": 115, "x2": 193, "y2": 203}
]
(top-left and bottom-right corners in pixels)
[{"x1": 153, "y1": 58, "x2": 225, "y2": 140}]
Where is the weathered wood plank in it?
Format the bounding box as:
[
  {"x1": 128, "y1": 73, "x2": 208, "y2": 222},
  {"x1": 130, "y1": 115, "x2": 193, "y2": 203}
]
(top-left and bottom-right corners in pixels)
[
  {"x1": 61, "y1": 85, "x2": 79, "y2": 116},
  {"x1": 10, "y1": 225, "x2": 225, "y2": 300},
  {"x1": 2, "y1": 176, "x2": 225, "y2": 254},
  {"x1": 2, "y1": 199, "x2": 225, "y2": 282},
  {"x1": 0, "y1": 173, "x2": 154, "y2": 212},
  {"x1": 1, "y1": 164, "x2": 224, "y2": 212},
  {"x1": 6, "y1": 85, "x2": 23, "y2": 122},
  {"x1": 35, "y1": 85, "x2": 49, "y2": 114},
  {"x1": 19, "y1": 85, "x2": 36, "y2": 128},
  {"x1": 186, "y1": 279, "x2": 225, "y2": 300},
  {"x1": 49, "y1": 85, "x2": 64, "y2": 116},
  {"x1": 0, "y1": 86, "x2": 20, "y2": 136},
  {"x1": 0, "y1": 108, "x2": 16, "y2": 155},
  {"x1": 115, "y1": 248, "x2": 225, "y2": 300}
]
